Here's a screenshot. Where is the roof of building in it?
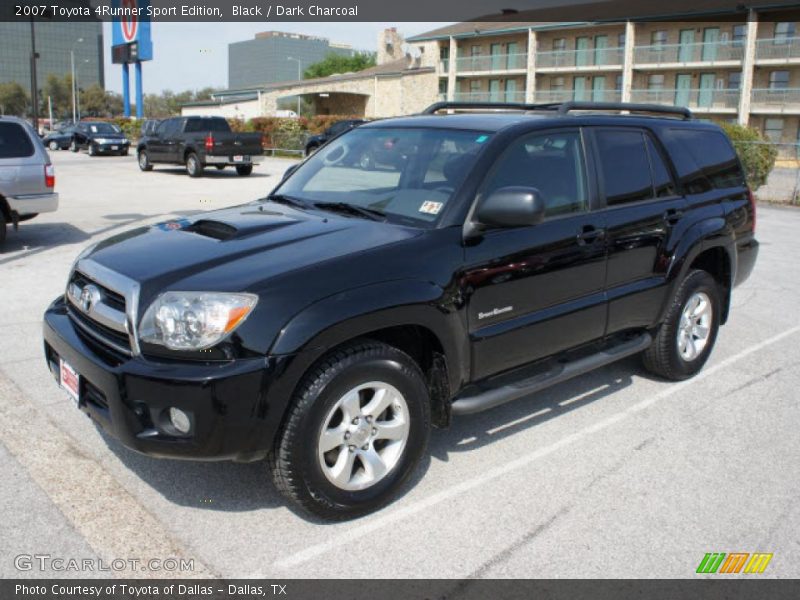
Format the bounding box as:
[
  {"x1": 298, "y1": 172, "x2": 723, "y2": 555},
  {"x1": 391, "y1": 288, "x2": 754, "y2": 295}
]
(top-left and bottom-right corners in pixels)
[{"x1": 407, "y1": 0, "x2": 800, "y2": 41}]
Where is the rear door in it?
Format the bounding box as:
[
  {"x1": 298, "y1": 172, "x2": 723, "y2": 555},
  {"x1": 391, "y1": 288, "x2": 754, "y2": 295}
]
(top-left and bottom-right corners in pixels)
[
  {"x1": 464, "y1": 128, "x2": 608, "y2": 380},
  {"x1": 0, "y1": 121, "x2": 45, "y2": 197},
  {"x1": 589, "y1": 127, "x2": 687, "y2": 335}
]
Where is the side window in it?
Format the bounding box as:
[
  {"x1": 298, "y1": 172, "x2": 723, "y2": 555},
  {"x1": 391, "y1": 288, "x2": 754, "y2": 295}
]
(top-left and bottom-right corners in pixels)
[
  {"x1": 0, "y1": 122, "x2": 35, "y2": 159},
  {"x1": 156, "y1": 119, "x2": 173, "y2": 136},
  {"x1": 645, "y1": 136, "x2": 677, "y2": 198},
  {"x1": 670, "y1": 129, "x2": 745, "y2": 190},
  {"x1": 482, "y1": 131, "x2": 588, "y2": 218},
  {"x1": 595, "y1": 130, "x2": 653, "y2": 206}
]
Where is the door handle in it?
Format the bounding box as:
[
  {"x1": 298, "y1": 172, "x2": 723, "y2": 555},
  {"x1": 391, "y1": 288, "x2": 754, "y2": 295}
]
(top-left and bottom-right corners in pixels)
[
  {"x1": 663, "y1": 209, "x2": 684, "y2": 225},
  {"x1": 577, "y1": 225, "x2": 605, "y2": 245}
]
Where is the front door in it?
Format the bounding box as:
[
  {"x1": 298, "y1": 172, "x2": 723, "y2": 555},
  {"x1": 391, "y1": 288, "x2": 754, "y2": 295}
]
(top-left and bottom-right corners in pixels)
[
  {"x1": 506, "y1": 41, "x2": 519, "y2": 69},
  {"x1": 489, "y1": 79, "x2": 502, "y2": 102},
  {"x1": 703, "y1": 27, "x2": 720, "y2": 61},
  {"x1": 675, "y1": 73, "x2": 693, "y2": 107},
  {"x1": 679, "y1": 29, "x2": 696, "y2": 62},
  {"x1": 464, "y1": 129, "x2": 607, "y2": 380},
  {"x1": 592, "y1": 76, "x2": 607, "y2": 102},
  {"x1": 490, "y1": 43, "x2": 503, "y2": 70},
  {"x1": 698, "y1": 73, "x2": 716, "y2": 107},
  {"x1": 595, "y1": 35, "x2": 609, "y2": 65},
  {"x1": 504, "y1": 79, "x2": 518, "y2": 102},
  {"x1": 574, "y1": 76, "x2": 588, "y2": 100},
  {"x1": 576, "y1": 37, "x2": 591, "y2": 66}
]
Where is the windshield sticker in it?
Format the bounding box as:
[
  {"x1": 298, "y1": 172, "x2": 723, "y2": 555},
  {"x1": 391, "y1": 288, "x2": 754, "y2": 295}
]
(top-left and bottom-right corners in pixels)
[
  {"x1": 476, "y1": 135, "x2": 490, "y2": 143},
  {"x1": 419, "y1": 201, "x2": 443, "y2": 215}
]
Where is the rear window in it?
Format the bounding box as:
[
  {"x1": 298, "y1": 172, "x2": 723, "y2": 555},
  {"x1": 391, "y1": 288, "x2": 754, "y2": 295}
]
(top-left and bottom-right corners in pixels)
[
  {"x1": 0, "y1": 122, "x2": 35, "y2": 159},
  {"x1": 668, "y1": 129, "x2": 746, "y2": 192},
  {"x1": 184, "y1": 118, "x2": 230, "y2": 133}
]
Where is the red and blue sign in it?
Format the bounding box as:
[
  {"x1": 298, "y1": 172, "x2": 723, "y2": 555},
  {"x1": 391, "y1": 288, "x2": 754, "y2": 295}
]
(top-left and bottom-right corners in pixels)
[{"x1": 111, "y1": 0, "x2": 153, "y2": 61}]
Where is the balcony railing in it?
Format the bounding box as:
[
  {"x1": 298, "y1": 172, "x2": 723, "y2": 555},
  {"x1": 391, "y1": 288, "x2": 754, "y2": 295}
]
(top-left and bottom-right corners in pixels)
[
  {"x1": 756, "y1": 37, "x2": 800, "y2": 60},
  {"x1": 454, "y1": 91, "x2": 526, "y2": 103},
  {"x1": 634, "y1": 41, "x2": 744, "y2": 65},
  {"x1": 535, "y1": 89, "x2": 622, "y2": 103},
  {"x1": 455, "y1": 53, "x2": 528, "y2": 73},
  {"x1": 630, "y1": 88, "x2": 740, "y2": 110},
  {"x1": 536, "y1": 46, "x2": 624, "y2": 69},
  {"x1": 751, "y1": 88, "x2": 800, "y2": 107}
]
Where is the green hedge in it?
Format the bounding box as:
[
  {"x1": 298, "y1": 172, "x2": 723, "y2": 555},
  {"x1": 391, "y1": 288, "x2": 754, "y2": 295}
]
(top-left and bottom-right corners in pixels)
[{"x1": 720, "y1": 123, "x2": 778, "y2": 190}]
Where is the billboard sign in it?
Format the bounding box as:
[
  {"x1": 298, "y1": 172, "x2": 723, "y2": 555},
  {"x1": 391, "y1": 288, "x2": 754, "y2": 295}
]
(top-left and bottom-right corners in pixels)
[{"x1": 111, "y1": 0, "x2": 153, "y2": 62}]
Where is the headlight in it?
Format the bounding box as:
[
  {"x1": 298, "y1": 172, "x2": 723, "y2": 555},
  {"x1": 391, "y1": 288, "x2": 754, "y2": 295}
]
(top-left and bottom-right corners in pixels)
[
  {"x1": 139, "y1": 291, "x2": 258, "y2": 351},
  {"x1": 121, "y1": 138, "x2": 129, "y2": 144},
  {"x1": 93, "y1": 138, "x2": 107, "y2": 144}
]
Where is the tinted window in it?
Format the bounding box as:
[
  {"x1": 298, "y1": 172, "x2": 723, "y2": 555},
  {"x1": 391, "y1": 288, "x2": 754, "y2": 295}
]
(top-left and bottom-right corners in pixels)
[
  {"x1": 184, "y1": 118, "x2": 230, "y2": 133},
  {"x1": 671, "y1": 129, "x2": 745, "y2": 190},
  {"x1": 646, "y1": 136, "x2": 677, "y2": 198},
  {"x1": 483, "y1": 131, "x2": 588, "y2": 218},
  {"x1": 0, "y1": 122, "x2": 35, "y2": 159},
  {"x1": 327, "y1": 121, "x2": 350, "y2": 136},
  {"x1": 596, "y1": 130, "x2": 653, "y2": 206},
  {"x1": 155, "y1": 119, "x2": 175, "y2": 136}
]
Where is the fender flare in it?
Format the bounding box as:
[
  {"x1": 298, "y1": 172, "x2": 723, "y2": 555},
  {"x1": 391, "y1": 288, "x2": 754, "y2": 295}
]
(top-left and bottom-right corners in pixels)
[{"x1": 659, "y1": 217, "x2": 735, "y2": 324}]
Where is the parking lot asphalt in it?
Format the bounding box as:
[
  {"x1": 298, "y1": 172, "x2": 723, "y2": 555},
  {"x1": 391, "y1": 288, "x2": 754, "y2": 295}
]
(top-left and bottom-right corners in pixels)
[{"x1": 1, "y1": 150, "x2": 799, "y2": 579}]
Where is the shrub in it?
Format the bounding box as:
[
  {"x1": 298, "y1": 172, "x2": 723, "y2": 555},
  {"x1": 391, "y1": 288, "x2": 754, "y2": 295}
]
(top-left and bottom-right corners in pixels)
[{"x1": 720, "y1": 123, "x2": 778, "y2": 190}]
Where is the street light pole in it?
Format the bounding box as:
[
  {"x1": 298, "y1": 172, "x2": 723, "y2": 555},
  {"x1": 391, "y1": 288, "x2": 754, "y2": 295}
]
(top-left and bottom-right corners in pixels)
[
  {"x1": 29, "y1": 17, "x2": 39, "y2": 132},
  {"x1": 287, "y1": 56, "x2": 302, "y2": 116},
  {"x1": 71, "y1": 38, "x2": 84, "y2": 124},
  {"x1": 75, "y1": 59, "x2": 89, "y2": 121}
]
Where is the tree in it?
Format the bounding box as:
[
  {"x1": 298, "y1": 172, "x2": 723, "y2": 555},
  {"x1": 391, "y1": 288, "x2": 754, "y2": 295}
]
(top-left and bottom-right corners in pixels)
[
  {"x1": 720, "y1": 123, "x2": 778, "y2": 190},
  {"x1": 41, "y1": 73, "x2": 72, "y2": 118},
  {"x1": 0, "y1": 82, "x2": 29, "y2": 116},
  {"x1": 80, "y1": 84, "x2": 110, "y2": 117},
  {"x1": 303, "y1": 52, "x2": 377, "y2": 80}
]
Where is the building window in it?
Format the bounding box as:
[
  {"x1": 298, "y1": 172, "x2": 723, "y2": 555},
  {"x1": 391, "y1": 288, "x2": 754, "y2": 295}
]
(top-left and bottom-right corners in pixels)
[
  {"x1": 615, "y1": 74, "x2": 623, "y2": 91},
  {"x1": 769, "y1": 70, "x2": 791, "y2": 90},
  {"x1": 552, "y1": 38, "x2": 566, "y2": 52},
  {"x1": 775, "y1": 22, "x2": 796, "y2": 44},
  {"x1": 551, "y1": 76, "x2": 565, "y2": 91},
  {"x1": 648, "y1": 74, "x2": 666, "y2": 90},
  {"x1": 438, "y1": 79, "x2": 448, "y2": 96},
  {"x1": 618, "y1": 32, "x2": 626, "y2": 47},
  {"x1": 764, "y1": 118, "x2": 784, "y2": 143},
  {"x1": 732, "y1": 24, "x2": 747, "y2": 46},
  {"x1": 470, "y1": 45, "x2": 482, "y2": 57},
  {"x1": 651, "y1": 30, "x2": 668, "y2": 47},
  {"x1": 729, "y1": 71, "x2": 742, "y2": 89}
]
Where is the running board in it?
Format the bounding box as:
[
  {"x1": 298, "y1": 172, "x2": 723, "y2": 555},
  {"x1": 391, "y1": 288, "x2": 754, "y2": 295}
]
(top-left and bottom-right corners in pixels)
[{"x1": 451, "y1": 333, "x2": 652, "y2": 416}]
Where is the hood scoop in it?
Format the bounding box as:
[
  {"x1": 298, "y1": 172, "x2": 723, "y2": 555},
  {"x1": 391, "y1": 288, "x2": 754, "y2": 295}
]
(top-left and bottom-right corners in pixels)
[
  {"x1": 184, "y1": 219, "x2": 239, "y2": 241},
  {"x1": 183, "y1": 216, "x2": 300, "y2": 242}
]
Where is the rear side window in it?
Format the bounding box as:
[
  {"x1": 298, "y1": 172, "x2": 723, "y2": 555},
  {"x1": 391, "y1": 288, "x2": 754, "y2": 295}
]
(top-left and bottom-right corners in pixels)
[
  {"x1": 595, "y1": 130, "x2": 653, "y2": 206},
  {"x1": 184, "y1": 118, "x2": 229, "y2": 133},
  {"x1": 0, "y1": 122, "x2": 35, "y2": 159},
  {"x1": 669, "y1": 129, "x2": 746, "y2": 191},
  {"x1": 646, "y1": 136, "x2": 677, "y2": 198}
]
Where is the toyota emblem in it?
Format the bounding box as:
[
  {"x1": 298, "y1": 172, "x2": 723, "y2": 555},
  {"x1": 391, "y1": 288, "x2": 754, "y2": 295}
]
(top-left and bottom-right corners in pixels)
[{"x1": 79, "y1": 284, "x2": 101, "y2": 313}]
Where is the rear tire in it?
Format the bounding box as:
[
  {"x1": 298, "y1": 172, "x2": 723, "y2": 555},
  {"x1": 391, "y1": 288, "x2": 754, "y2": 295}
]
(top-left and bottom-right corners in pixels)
[
  {"x1": 48, "y1": 141, "x2": 59, "y2": 151},
  {"x1": 642, "y1": 269, "x2": 721, "y2": 381},
  {"x1": 88, "y1": 144, "x2": 96, "y2": 157},
  {"x1": 69, "y1": 140, "x2": 78, "y2": 152},
  {"x1": 137, "y1": 150, "x2": 153, "y2": 171},
  {"x1": 270, "y1": 340, "x2": 431, "y2": 520},
  {"x1": 236, "y1": 164, "x2": 253, "y2": 176},
  {"x1": 186, "y1": 152, "x2": 203, "y2": 177},
  {"x1": 0, "y1": 218, "x2": 6, "y2": 250}
]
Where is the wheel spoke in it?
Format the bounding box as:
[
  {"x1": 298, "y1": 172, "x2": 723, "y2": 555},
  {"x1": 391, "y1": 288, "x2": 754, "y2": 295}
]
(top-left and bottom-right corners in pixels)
[
  {"x1": 375, "y1": 418, "x2": 408, "y2": 441},
  {"x1": 691, "y1": 298, "x2": 708, "y2": 318},
  {"x1": 319, "y1": 425, "x2": 346, "y2": 453},
  {"x1": 329, "y1": 447, "x2": 357, "y2": 487},
  {"x1": 340, "y1": 390, "x2": 362, "y2": 421},
  {"x1": 361, "y1": 387, "x2": 395, "y2": 419},
  {"x1": 359, "y1": 448, "x2": 387, "y2": 480},
  {"x1": 693, "y1": 325, "x2": 709, "y2": 340}
]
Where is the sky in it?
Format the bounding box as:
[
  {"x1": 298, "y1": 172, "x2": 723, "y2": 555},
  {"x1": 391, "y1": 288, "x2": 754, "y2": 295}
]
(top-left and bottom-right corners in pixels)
[{"x1": 101, "y1": 22, "x2": 453, "y2": 95}]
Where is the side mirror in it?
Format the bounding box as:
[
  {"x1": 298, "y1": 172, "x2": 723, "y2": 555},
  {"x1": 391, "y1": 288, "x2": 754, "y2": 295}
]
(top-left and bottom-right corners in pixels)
[{"x1": 476, "y1": 187, "x2": 546, "y2": 228}]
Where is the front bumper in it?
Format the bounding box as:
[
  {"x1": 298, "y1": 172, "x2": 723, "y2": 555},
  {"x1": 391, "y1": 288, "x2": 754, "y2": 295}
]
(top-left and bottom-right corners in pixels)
[
  {"x1": 91, "y1": 142, "x2": 129, "y2": 154},
  {"x1": 7, "y1": 192, "x2": 59, "y2": 215},
  {"x1": 43, "y1": 298, "x2": 279, "y2": 462}
]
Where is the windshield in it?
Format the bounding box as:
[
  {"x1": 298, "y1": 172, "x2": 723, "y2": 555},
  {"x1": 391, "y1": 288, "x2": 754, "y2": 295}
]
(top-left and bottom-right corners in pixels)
[
  {"x1": 275, "y1": 127, "x2": 490, "y2": 226},
  {"x1": 87, "y1": 123, "x2": 120, "y2": 134}
]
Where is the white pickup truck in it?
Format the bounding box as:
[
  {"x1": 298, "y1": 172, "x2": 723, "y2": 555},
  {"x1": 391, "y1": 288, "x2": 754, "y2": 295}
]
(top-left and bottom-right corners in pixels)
[{"x1": 0, "y1": 116, "x2": 58, "y2": 249}]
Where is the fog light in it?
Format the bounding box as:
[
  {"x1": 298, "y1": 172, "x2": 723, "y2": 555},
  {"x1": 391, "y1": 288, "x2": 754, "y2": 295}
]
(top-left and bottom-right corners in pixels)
[{"x1": 168, "y1": 407, "x2": 191, "y2": 435}]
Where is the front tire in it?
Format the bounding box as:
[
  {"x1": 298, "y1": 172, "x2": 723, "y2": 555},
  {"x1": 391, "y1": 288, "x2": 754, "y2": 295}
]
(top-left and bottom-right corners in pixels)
[
  {"x1": 643, "y1": 269, "x2": 721, "y2": 381},
  {"x1": 69, "y1": 140, "x2": 78, "y2": 152},
  {"x1": 48, "y1": 141, "x2": 59, "y2": 151},
  {"x1": 186, "y1": 152, "x2": 203, "y2": 177},
  {"x1": 0, "y1": 218, "x2": 6, "y2": 251},
  {"x1": 137, "y1": 150, "x2": 153, "y2": 171},
  {"x1": 271, "y1": 341, "x2": 431, "y2": 520},
  {"x1": 236, "y1": 164, "x2": 253, "y2": 176},
  {"x1": 88, "y1": 144, "x2": 96, "y2": 157}
]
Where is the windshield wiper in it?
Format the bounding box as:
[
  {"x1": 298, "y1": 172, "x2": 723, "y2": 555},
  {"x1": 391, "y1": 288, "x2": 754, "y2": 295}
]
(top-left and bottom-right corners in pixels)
[
  {"x1": 264, "y1": 193, "x2": 310, "y2": 210},
  {"x1": 314, "y1": 202, "x2": 386, "y2": 222}
]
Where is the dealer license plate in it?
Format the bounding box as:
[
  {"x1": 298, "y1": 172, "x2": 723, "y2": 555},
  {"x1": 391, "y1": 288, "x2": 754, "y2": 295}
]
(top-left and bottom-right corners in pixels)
[
  {"x1": 233, "y1": 155, "x2": 245, "y2": 162},
  {"x1": 59, "y1": 358, "x2": 80, "y2": 405}
]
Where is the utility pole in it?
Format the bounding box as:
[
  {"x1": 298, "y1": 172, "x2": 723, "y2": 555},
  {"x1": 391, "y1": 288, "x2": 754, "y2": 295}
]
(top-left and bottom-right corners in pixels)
[{"x1": 29, "y1": 17, "x2": 40, "y2": 132}]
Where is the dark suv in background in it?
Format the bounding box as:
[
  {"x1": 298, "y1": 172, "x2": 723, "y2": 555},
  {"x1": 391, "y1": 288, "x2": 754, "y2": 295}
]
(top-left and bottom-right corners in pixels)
[
  {"x1": 304, "y1": 119, "x2": 367, "y2": 155},
  {"x1": 43, "y1": 101, "x2": 757, "y2": 520}
]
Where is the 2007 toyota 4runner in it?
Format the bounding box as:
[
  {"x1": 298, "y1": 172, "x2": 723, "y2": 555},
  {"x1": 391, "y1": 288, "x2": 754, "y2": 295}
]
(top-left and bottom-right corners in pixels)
[{"x1": 43, "y1": 102, "x2": 758, "y2": 520}]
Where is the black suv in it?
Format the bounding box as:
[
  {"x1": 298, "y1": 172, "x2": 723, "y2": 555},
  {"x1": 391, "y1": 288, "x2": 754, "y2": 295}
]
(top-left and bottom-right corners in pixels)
[
  {"x1": 304, "y1": 119, "x2": 367, "y2": 155},
  {"x1": 43, "y1": 102, "x2": 758, "y2": 520}
]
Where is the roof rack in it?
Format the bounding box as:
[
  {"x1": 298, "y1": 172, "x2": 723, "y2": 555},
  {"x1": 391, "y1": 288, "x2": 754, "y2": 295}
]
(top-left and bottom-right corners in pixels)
[
  {"x1": 420, "y1": 101, "x2": 693, "y2": 120},
  {"x1": 421, "y1": 101, "x2": 559, "y2": 114},
  {"x1": 557, "y1": 101, "x2": 693, "y2": 120}
]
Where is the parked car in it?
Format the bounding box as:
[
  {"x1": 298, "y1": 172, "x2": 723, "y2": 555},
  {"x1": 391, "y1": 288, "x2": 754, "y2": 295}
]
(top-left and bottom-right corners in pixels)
[
  {"x1": 304, "y1": 119, "x2": 367, "y2": 155},
  {"x1": 43, "y1": 101, "x2": 758, "y2": 520},
  {"x1": 0, "y1": 116, "x2": 58, "y2": 249},
  {"x1": 43, "y1": 125, "x2": 78, "y2": 151},
  {"x1": 70, "y1": 121, "x2": 130, "y2": 156},
  {"x1": 136, "y1": 116, "x2": 264, "y2": 177}
]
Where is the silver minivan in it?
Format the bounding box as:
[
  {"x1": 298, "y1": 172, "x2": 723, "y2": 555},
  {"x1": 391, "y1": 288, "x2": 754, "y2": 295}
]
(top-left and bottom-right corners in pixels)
[{"x1": 0, "y1": 116, "x2": 59, "y2": 249}]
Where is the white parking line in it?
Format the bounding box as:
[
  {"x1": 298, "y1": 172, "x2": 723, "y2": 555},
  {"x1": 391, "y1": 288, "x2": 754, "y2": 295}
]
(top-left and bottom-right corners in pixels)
[{"x1": 274, "y1": 325, "x2": 800, "y2": 571}]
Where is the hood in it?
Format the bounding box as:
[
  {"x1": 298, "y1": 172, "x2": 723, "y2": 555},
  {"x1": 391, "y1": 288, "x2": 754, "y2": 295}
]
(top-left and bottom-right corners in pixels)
[{"x1": 83, "y1": 201, "x2": 422, "y2": 302}]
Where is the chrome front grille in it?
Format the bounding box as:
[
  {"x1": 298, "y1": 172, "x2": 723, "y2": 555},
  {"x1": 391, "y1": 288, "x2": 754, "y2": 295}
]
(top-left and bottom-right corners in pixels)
[{"x1": 65, "y1": 260, "x2": 141, "y2": 356}]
